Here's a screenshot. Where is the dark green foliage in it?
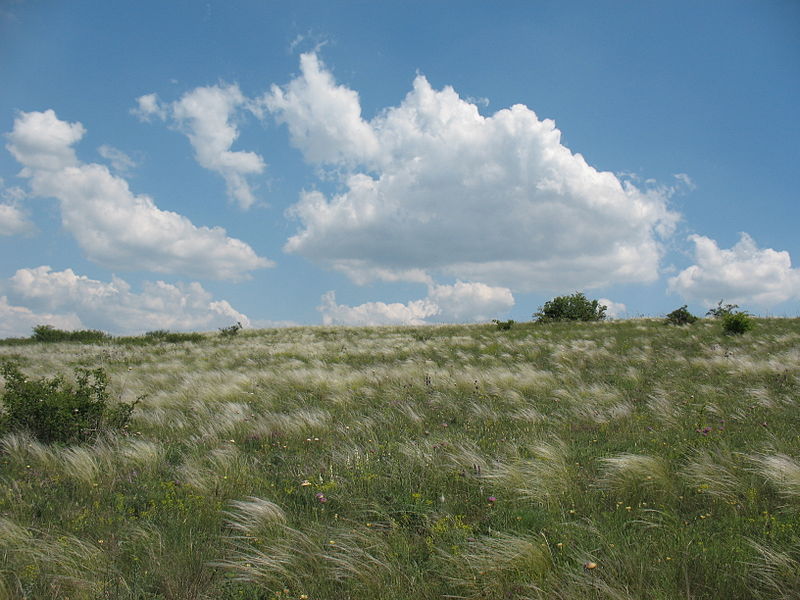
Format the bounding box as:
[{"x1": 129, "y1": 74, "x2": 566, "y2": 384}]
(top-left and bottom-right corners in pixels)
[
  {"x1": 665, "y1": 305, "x2": 698, "y2": 325},
  {"x1": 491, "y1": 319, "x2": 515, "y2": 330},
  {"x1": 219, "y1": 321, "x2": 243, "y2": 337},
  {"x1": 32, "y1": 324, "x2": 110, "y2": 343},
  {"x1": 706, "y1": 300, "x2": 739, "y2": 319},
  {"x1": 114, "y1": 330, "x2": 205, "y2": 345},
  {"x1": 533, "y1": 292, "x2": 607, "y2": 323},
  {"x1": 722, "y1": 311, "x2": 755, "y2": 335},
  {"x1": 143, "y1": 330, "x2": 204, "y2": 343},
  {"x1": 0, "y1": 362, "x2": 138, "y2": 444}
]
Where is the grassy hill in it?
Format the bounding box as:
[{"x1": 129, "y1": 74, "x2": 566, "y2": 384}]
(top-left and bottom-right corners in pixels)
[{"x1": 1, "y1": 318, "x2": 799, "y2": 599}]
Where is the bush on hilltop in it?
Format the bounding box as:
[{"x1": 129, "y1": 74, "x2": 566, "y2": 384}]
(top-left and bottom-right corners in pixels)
[{"x1": 533, "y1": 292, "x2": 607, "y2": 323}]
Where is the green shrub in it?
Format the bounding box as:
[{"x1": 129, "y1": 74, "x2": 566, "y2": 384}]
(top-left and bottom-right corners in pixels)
[
  {"x1": 32, "y1": 324, "x2": 110, "y2": 343},
  {"x1": 533, "y1": 292, "x2": 606, "y2": 323},
  {"x1": 706, "y1": 300, "x2": 739, "y2": 319},
  {"x1": 0, "y1": 362, "x2": 138, "y2": 444},
  {"x1": 219, "y1": 321, "x2": 243, "y2": 337},
  {"x1": 665, "y1": 305, "x2": 698, "y2": 325},
  {"x1": 722, "y1": 311, "x2": 755, "y2": 335},
  {"x1": 492, "y1": 319, "x2": 515, "y2": 330},
  {"x1": 145, "y1": 330, "x2": 204, "y2": 343}
]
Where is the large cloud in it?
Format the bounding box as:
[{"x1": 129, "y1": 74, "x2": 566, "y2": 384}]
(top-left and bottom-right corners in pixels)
[
  {"x1": 267, "y1": 53, "x2": 678, "y2": 292},
  {"x1": 318, "y1": 281, "x2": 514, "y2": 326},
  {"x1": 667, "y1": 233, "x2": 800, "y2": 307},
  {"x1": 2, "y1": 266, "x2": 249, "y2": 337},
  {"x1": 135, "y1": 85, "x2": 265, "y2": 209},
  {"x1": 5, "y1": 110, "x2": 271, "y2": 280}
]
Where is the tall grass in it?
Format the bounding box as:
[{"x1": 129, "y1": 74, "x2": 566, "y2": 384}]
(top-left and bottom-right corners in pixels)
[{"x1": 0, "y1": 318, "x2": 798, "y2": 598}]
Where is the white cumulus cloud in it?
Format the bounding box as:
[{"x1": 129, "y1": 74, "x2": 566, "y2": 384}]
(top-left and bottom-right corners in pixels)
[
  {"x1": 0, "y1": 180, "x2": 33, "y2": 235},
  {"x1": 319, "y1": 291, "x2": 438, "y2": 326},
  {"x1": 264, "y1": 52, "x2": 379, "y2": 165},
  {"x1": 318, "y1": 280, "x2": 514, "y2": 326},
  {"x1": 3, "y1": 266, "x2": 249, "y2": 336},
  {"x1": 427, "y1": 281, "x2": 514, "y2": 322},
  {"x1": 597, "y1": 298, "x2": 627, "y2": 319},
  {"x1": 0, "y1": 203, "x2": 33, "y2": 236},
  {"x1": 668, "y1": 233, "x2": 800, "y2": 307},
  {"x1": 5, "y1": 110, "x2": 271, "y2": 281},
  {"x1": 269, "y1": 53, "x2": 679, "y2": 293},
  {"x1": 135, "y1": 85, "x2": 265, "y2": 209},
  {"x1": 0, "y1": 296, "x2": 82, "y2": 338}
]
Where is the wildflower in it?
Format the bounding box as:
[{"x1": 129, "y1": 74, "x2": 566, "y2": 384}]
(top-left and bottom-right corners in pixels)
[
  {"x1": 487, "y1": 496, "x2": 497, "y2": 504},
  {"x1": 300, "y1": 480, "x2": 312, "y2": 487},
  {"x1": 315, "y1": 493, "x2": 328, "y2": 503},
  {"x1": 584, "y1": 561, "x2": 598, "y2": 570}
]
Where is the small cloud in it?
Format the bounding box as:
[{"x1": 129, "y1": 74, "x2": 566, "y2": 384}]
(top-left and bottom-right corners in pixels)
[
  {"x1": 288, "y1": 30, "x2": 329, "y2": 55},
  {"x1": 136, "y1": 84, "x2": 266, "y2": 209},
  {"x1": 466, "y1": 96, "x2": 490, "y2": 108},
  {"x1": 673, "y1": 173, "x2": 696, "y2": 191},
  {"x1": 598, "y1": 298, "x2": 627, "y2": 319},
  {"x1": 0, "y1": 179, "x2": 34, "y2": 236},
  {"x1": 667, "y1": 233, "x2": 800, "y2": 307},
  {"x1": 98, "y1": 144, "x2": 137, "y2": 175},
  {"x1": 131, "y1": 93, "x2": 167, "y2": 122},
  {"x1": 318, "y1": 290, "x2": 438, "y2": 326},
  {"x1": 317, "y1": 281, "x2": 514, "y2": 326},
  {"x1": 0, "y1": 203, "x2": 34, "y2": 236}
]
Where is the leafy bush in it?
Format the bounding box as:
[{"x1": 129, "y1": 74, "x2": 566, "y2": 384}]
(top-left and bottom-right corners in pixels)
[
  {"x1": 32, "y1": 324, "x2": 110, "y2": 343},
  {"x1": 706, "y1": 300, "x2": 739, "y2": 319},
  {"x1": 145, "y1": 330, "x2": 204, "y2": 343},
  {"x1": 0, "y1": 362, "x2": 138, "y2": 444},
  {"x1": 665, "y1": 305, "x2": 698, "y2": 326},
  {"x1": 533, "y1": 293, "x2": 607, "y2": 323},
  {"x1": 492, "y1": 319, "x2": 515, "y2": 331},
  {"x1": 722, "y1": 311, "x2": 755, "y2": 335},
  {"x1": 114, "y1": 330, "x2": 204, "y2": 345},
  {"x1": 219, "y1": 321, "x2": 243, "y2": 337}
]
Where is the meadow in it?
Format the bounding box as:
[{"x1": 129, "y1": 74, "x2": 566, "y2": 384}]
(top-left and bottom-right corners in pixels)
[{"x1": 0, "y1": 317, "x2": 799, "y2": 599}]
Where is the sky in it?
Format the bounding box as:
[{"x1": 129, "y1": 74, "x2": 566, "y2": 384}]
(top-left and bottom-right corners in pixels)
[{"x1": 0, "y1": 0, "x2": 798, "y2": 336}]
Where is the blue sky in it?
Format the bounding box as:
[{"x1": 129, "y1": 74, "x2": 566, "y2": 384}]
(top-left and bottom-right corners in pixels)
[{"x1": 1, "y1": 0, "x2": 798, "y2": 335}]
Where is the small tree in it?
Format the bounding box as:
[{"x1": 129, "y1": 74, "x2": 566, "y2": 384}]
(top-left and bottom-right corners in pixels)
[
  {"x1": 533, "y1": 293, "x2": 607, "y2": 323},
  {"x1": 706, "y1": 300, "x2": 739, "y2": 319},
  {"x1": 219, "y1": 321, "x2": 243, "y2": 337},
  {"x1": 665, "y1": 305, "x2": 698, "y2": 326},
  {"x1": 492, "y1": 319, "x2": 515, "y2": 331}
]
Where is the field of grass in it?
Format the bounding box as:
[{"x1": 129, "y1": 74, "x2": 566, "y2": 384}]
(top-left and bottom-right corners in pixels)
[{"x1": 1, "y1": 318, "x2": 799, "y2": 599}]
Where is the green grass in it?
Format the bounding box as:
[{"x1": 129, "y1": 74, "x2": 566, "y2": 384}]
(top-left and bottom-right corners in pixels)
[{"x1": 1, "y1": 318, "x2": 799, "y2": 599}]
